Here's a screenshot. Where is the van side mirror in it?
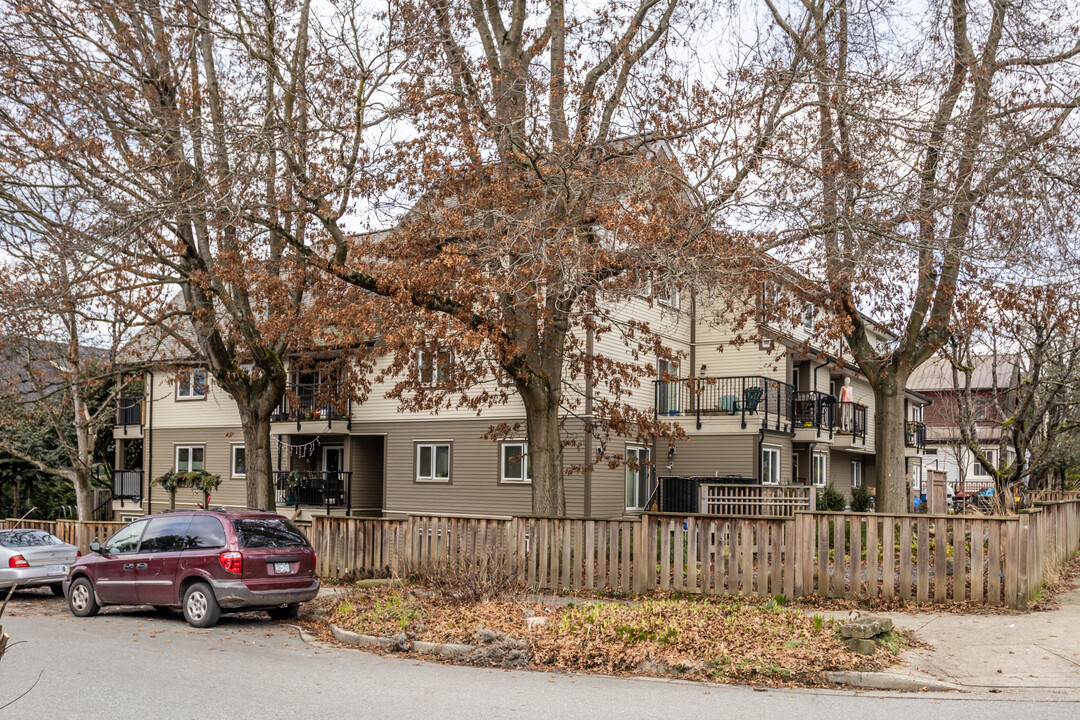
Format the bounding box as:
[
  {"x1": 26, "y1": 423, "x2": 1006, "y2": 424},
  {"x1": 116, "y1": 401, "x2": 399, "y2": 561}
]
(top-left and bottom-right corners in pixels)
[{"x1": 90, "y1": 541, "x2": 101, "y2": 553}]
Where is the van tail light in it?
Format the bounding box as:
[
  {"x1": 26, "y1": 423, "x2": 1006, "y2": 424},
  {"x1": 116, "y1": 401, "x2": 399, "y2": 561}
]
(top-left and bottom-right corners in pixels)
[
  {"x1": 8, "y1": 554, "x2": 29, "y2": 568},
  {"x1": 219, "y1": 551, "x2": 243, "y2": 574},
  {"x1": 76, "y1": 551, "x2": 82, "y2": 558}
]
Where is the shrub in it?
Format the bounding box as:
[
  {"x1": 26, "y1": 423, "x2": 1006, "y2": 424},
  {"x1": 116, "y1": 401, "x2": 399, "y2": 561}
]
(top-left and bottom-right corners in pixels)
[
  {"x1": 419, "y1": 554, "x2": 523, "y2": 604},
  {"x1": 850, "y1": 485, "x2": 872, "y2": 512},
  {"x1": 817, "y1": 484, "x2": 846, "y2": 511}
]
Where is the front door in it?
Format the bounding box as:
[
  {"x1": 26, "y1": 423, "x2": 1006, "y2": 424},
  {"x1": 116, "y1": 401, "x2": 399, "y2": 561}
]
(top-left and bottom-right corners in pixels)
[
  {"x1": 323, "y1": 446, "x2": 345, "y2": 506},
  {"x1": 94, "y1": 519, "x2": 148, "y2": 604}
]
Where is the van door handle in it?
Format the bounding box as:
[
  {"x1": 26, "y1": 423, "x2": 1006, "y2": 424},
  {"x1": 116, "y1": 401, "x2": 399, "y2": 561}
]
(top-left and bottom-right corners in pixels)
[
  {"x1": 123, "y1": 563, "x2": 134, "y2": 570},
  {"x1": 136, "y1": 563, "x2": 148, "y2": 570}
]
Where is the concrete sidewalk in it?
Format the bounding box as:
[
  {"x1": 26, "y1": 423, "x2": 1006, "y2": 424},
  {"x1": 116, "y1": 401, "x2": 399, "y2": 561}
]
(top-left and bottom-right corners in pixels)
[{"x1": 819, "y1": 584, "x2": 1080, "y2": 697}]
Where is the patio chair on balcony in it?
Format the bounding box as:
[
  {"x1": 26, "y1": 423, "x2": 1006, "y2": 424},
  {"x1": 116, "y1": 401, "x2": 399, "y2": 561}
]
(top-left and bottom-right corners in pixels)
[{"x1": 734, "y1": 386, "x2": 763, "y2": 413}]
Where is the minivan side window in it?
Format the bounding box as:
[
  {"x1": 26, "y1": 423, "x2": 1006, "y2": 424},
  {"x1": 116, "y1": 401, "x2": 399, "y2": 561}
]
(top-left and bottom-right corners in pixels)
[
  {"x1": 139, "y1": 516, "x2": 193, "y2": 553},
  {"x1": 184, "y1": 516, "x2": 227, "y2": 549},
  {"x1": 103, "y1": 520, "x2": 147, "y2": 555}
]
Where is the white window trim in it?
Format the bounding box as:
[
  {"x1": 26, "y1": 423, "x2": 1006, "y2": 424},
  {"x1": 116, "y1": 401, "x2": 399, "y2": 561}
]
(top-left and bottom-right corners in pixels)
[
  {"x1": 761, "y1": 446, "x2": 781, "y2": 485},
  {"x1": 416, "y1": 442, "x2": 452, "y2": 482},
  {"x1": 812, "y1": 452, "x2": 827, "y2": 488},
  {"x1": 417, "y1": 348, "x2": 452, "y2": 386},
  {"x1": 625, "y1": 445, "x2": 650, "y2": 511},
  {"x1": 176, "y1": 367, "x2": 208, "y2": 400},
  {"x1": 500, "y1": 441, "x2": 531, "y2": 484},
  {"x1": 657, "y1": 286, "x2": 680, "y2": 309},
  {"x1": 851, "y1": 460, "x2": 864, "y2": 488},
  {"x1": 803, "y1": 302, "x2": 815, "y2": 331},
  {"x1": 175, "y1": 445, "x2": 206, "y2": 473},
  {"x1": 231, "y1": 444, "x2": 246, "y2": 478}
]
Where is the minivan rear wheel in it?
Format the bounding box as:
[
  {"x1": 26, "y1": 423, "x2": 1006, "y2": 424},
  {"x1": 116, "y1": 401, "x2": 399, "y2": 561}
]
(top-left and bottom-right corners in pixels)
[
  {"x1": 266, "y1": 604, "x2": 300, "y2": 621},
  {"x1": 182, "y1": 582, "x2": 221, "y2": 628},
  {"x1": 68, "y1": 577, "x2": 99, "y2": 617}
]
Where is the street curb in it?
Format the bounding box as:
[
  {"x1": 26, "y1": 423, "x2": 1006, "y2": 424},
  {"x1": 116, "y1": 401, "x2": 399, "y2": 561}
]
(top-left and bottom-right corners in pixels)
[
  {"x1": 822, "y1": 670, "x2": 965, "y2": 693},
  {"x1": 329, "y1": 623, "x2": 479, "y2": 658}
]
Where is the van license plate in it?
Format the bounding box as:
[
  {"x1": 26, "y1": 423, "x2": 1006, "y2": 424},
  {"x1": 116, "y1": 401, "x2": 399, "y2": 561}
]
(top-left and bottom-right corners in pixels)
[
  {"x1": 46, "y1": 565, "x2": 65, "y2": 575},
  {"x1": 273, "y1": 562, "x2": 291, "y2": 575}
]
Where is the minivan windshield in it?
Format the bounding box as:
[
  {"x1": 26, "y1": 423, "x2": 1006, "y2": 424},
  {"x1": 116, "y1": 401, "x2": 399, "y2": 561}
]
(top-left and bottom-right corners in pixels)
[{"x1": 231, "y1": 518, "x2": 308, "y2": 549}]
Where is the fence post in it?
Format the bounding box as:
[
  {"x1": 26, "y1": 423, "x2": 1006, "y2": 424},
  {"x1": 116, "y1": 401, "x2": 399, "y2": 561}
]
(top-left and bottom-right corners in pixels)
[
  {"x1": 808, "y1": 487, "x2": 817, "y2": 512},
  {"x1": 633, "y1": 515, "x2": 649, "y2": 594},
  {"x1": 1016, "y1": 513, "x2": 1030, "y2": 610}
]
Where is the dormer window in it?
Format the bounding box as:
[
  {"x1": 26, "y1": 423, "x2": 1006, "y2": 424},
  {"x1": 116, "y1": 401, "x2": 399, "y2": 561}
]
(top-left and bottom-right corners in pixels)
[
  {"x1": 803, "y1": 302, "x2": 816, "y2": 331},
  {"x1": 176, "y1": 367, "x2": 207, "y2": 400}
]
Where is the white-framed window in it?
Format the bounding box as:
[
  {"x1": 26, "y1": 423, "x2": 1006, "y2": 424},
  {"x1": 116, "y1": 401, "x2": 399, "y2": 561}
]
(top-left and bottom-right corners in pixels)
[
  {"x1": 761, "y1": 446, "x2": 781, "y2": 485},
  {"x1": 625, "y1": 445, "x2": 650, "y2": 510},
  {"x1": 911, "y1": 462, "x2": 923, "y2": 492},
  {"x1": 803, "y1": 302, "x2": 815, "y2": 331},
  {"x1": 500, "y1": 442, "x2": 530, "y2": 483},
  {"x1": 416, "y1": 442, "x2": 451, "y2": 482},
  {"x1": 762, "y1": 280, "x2": 782, "y2": 309},
  {"x1": 176, "y1": 367, "x2": 207, "y2": 400},
  {"x1": 657, "y1": 284, "x2": 680, "y2": 308},
  {"x1": 657, "y1": 358, "x2": 680, "y2": 415},
  {"x1": 812, "y1": 453, "x2": 827, "y2": 487},
  {"x1": 231, "y1": 445, "x2": 246, "y2": 478},
  {"x1": 417, "y1": 349, "x2": 452, "y2": 386},
  {"x1": 175, "y1": 445, "x2": 205, "y2": 473},
  {"x1": 971, "y1": 448, "x2": 997, "y2": 477},
  {"x1": 851, "y1": 460, "x2": 864, "y2": 488}
]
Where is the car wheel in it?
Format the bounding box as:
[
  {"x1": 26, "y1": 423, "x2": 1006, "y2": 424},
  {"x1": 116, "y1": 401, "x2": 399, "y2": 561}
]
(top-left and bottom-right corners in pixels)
[
  {"x1": 49, "y1": 583, "x2": 64, "y2": 597},
  {"x1": 182, "y1": 582, "x2": 221, "y2": 628},
  {"x1": 68, "y1": 577, "x2": 99, "y2": 617},
  {"x1": 266, "y1": 604, "x2": 300, "y2": 621}
]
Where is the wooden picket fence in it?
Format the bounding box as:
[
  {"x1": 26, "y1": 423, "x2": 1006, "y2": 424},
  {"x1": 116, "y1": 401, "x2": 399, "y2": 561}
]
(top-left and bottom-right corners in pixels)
[
  {"x1": 309, "y1": 499, "x2": 1080, "y2": 609},
  {"x1": 699, "y1": 484, "x2": 815, "y2": 517}
]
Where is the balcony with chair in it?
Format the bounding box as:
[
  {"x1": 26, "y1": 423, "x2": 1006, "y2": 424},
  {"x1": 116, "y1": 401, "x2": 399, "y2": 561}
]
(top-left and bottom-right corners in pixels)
[
  {"x1": 792, "y1": 390, "x2": 835, "y2": 442},
  {"x1": 905, "y1": 420, "x2": 927, "y2": 454},
  {"x1": 654, "y1": 375, "x2": 794, "y2": 432},
  {"x1": 273, "y1": 470, "x2": 353, "y2": 514}
]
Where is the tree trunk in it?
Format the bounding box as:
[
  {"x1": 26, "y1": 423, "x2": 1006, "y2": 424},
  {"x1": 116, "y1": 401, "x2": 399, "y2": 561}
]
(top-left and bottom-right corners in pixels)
[
  {"x1": 522, "y1": 389, "x2": 565, "y2": 517},
  {"x1": 73, "y1": 469, "x2": 95, "y2": 521},
  {"x1": 241, "y1": 412, "x2": 276, "y2": 512},
  {"x1": 873, "y1": 380, "x2": 909, "y2": 514}
]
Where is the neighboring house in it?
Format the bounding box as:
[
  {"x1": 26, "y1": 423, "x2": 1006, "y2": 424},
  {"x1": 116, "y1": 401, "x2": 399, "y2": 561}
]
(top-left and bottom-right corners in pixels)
[
  {"x1": 908, "y1": 355, "x2": 1018, "y2": 493},
  {"x1": 108, "y1": 276, "x2": 928, "y2": 520}
]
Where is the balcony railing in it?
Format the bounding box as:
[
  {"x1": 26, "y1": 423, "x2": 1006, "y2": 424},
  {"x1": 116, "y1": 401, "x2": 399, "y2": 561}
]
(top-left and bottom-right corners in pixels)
[
  {"x1": 116, "y1": 396, "x2": 143, "y2": 426},
  {"x1": 654, "y1": 375, "x2": 794, "y2": 431},
  {"x1": 112, "y1": 469, "x2": 143, "y2": 501},
  {"x1": 271, "y1": 383, "x2": 351, "y2": 427},
  {"x1": 274, "y1": 470, "x2": 352, "y2": 514},
  {"x1": 835, "y1": 401, "x2": 868, "y2": 442},
  {"x1": 905, "y1": 420, "x2": 927, "y2": 451},
  {"x1": 792, "y1": 390, "x2": 835, "y2": 434}
]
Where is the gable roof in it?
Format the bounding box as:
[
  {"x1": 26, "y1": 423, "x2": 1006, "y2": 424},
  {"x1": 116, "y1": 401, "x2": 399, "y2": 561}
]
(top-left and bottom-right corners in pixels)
[{"x1": 908, "y1": 354, "x2": 1019, "y2": 393}]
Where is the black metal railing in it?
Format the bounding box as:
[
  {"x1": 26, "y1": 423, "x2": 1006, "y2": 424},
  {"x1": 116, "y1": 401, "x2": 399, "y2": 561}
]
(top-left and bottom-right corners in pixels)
[
  {"x1": 274, "y1": 470, "x2": 352, "y2": 514},
  {"x1": 792, "y1": 390, "x2": 835, "y2": 434},
  {"x1": 905, "y1": 420, "x2": 927, "y2": 451},
  {"x1": 835, "y1": 401, "x2": 868, "y2": 442},
  {"x1": 654, "y1": 375, "x2": 795, "y2": 431},
  {"x1": 112, "y1": 469, "x2": 143, "y2": 501},
  {"x1": 271, "y1": 383, "x2": 351, "y2": 426},
  {"x1": 116, "y1": 396, "x2": 142, "y2": 426}
]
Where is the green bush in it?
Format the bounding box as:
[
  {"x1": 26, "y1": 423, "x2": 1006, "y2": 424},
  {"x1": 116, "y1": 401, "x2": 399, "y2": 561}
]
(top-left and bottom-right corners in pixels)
[
  {"x1": 817, "y1": 484, "x2": 846, "y2": 511},
  {"x1": 850, "y1": 485, "x2": 872, "y2": 512}
]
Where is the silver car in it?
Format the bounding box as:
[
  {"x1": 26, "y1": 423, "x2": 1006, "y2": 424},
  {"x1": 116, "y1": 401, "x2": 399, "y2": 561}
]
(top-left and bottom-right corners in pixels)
[{"x1": 1, "y1": 529, "x2": 80, "y2": 595}]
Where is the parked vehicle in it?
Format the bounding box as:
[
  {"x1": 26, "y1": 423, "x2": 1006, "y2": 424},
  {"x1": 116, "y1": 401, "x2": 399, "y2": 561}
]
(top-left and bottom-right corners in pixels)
[
  {"x1": 0, "y1": 529, "x2": 80, "y2": 595},
  {"x1": 63, "y1": 510, "x2": 318, "y2": 628}
]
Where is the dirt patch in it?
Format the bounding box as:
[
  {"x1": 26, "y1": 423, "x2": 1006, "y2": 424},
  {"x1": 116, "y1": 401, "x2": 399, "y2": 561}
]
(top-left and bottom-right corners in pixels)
[{"x1": 299, "y1": 584, "x2": 901, "y2": 686}]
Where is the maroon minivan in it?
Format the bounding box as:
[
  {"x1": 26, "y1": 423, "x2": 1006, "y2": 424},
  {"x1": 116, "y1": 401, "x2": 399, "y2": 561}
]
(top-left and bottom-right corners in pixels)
[{"x1": 63, "y1": 510, "x2": 318, "y2": 628}]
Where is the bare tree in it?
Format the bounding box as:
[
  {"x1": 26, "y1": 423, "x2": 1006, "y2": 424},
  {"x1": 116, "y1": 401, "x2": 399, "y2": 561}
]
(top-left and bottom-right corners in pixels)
[
  {"x1": 0, "y1": 0, "x2": 404, "y2": 510},
  {"x1": 754, "y1": 0, "x2": 1080, "y2": 512}
]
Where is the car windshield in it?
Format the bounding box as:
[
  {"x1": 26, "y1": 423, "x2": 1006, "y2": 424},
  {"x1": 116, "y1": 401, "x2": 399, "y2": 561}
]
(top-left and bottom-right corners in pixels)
[
  {"x1": 0, "y1": 529, "x2": 62, "y2": 547},
  {"x1": 231, "y1": 518, "x2": 308, "y2": 549}
]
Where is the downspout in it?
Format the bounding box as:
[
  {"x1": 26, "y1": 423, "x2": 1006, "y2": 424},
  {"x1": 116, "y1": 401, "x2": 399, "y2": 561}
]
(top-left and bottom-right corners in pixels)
[
  {"x1": 690, "y1": 291, "x2": 699, "y2": 430},
  {"x1": 757, "y1": 428, "x2": 765, "y2": 484},
  {"x1": 584, "y1": 305, "x2": 594, "y2": 517},
  {"x1": 146, "y1": 370, "x2": 153, "y2": 515}
]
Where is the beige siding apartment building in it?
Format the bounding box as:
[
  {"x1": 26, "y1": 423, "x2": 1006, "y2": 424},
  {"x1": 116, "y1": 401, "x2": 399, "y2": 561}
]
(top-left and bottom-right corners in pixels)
[{"x1": 110, "y1": 287, "x2": 929, "y2": 521}]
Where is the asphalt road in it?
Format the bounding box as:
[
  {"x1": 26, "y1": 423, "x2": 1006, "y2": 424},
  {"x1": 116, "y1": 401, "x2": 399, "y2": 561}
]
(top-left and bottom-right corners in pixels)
[{"x1": 2, "y1": 589, "x2": 1078, "y2": 720}]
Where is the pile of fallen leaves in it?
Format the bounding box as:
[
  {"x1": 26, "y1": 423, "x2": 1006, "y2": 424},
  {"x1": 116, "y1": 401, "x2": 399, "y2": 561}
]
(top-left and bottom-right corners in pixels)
[{"x1": 303, "y1": 585, "x2": 898, "y2": 685}]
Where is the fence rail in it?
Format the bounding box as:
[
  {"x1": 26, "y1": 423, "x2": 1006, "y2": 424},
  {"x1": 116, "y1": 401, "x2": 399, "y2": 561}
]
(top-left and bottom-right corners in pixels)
[
  {"x1": 700, "y1": 484, "x2": 816, "y2": 517},
  {"x1": 308, "y1": 499, "x2": 1080, "y2": 609}
]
